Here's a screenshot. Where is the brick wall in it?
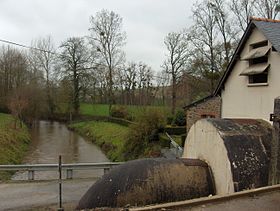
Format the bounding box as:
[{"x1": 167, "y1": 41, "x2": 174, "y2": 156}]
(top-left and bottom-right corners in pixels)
[{"x1": 185, "y1": 96, "x2": 221, "y2": 133}]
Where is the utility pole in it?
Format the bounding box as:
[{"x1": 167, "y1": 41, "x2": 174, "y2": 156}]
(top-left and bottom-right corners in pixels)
[{"x1": 269, "y1": 97, "x2": 280, "y2": 185}]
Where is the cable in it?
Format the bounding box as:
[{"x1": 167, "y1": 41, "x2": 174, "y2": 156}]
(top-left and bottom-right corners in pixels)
[
  {"x1": 0, "y1": 38, "x2": 57, "y2": 55},
  {"x1": 0, "y1": 38, "x2": 170, "y2": 80}
]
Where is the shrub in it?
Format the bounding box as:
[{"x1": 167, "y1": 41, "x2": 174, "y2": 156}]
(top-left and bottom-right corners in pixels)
[
  {"x1": 166, "y1": 115, "x2": 174, "y2": 125},
  {"x1": 110, "y1": 105, "x2": 128, "y2": 119},
  {"x1": 123, "y1": 109, "x2": 165, "y2": 160},
  {"x1": 172, "y1": 110, "x2": 186, "y2": 126}
]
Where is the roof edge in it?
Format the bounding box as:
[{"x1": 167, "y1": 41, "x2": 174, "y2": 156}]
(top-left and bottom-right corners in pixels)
[
  {"x1": 183, "y1": 95, "x2": 214, "y2": 110},
  {"x1": 250, "y1": 16, "x2": 280, "y2": 23},
  {"x1": 213, "y1": 21, "x2": 256, "y2": 96}
]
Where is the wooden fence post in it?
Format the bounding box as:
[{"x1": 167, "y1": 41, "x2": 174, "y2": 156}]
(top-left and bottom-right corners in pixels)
[{"x1": 269, "y1": 97, "x2": 280, "y2": 185}]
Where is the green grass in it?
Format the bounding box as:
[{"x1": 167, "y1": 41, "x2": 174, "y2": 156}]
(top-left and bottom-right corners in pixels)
[
  {"x1": 79, "y1": 103, "x2": 171, "y2": 119},
  {"x1": 80, "y1": 103, "x2": 110, "y2": 116},
  {"x1": 0, "y1": 113, "x2": 30, "y2": 180},
  {"x1": 126, "y1": 105, "x2": 171, "y2": 120},
  {"x1": 69, "y1": 121, "x2": 129, "y2": 161}
]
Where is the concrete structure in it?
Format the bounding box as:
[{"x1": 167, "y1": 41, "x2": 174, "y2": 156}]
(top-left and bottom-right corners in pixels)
[
  {"x1": 77, "y1": 158, "x2": 214, "y2": 209},
  {"x1": 183, "y1": 118, "x2": 272, "y2": 195},
  {"x1": 215, "y1": 18, "x2": 280, "y2": 122}
]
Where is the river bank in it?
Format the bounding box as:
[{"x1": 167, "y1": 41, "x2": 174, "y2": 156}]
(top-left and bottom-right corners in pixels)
[
  {"x1": 68, "y1": 121, "x2": 129, "y2": 162},
  {"x1": 0, "y1": 113, "x2": 30, "y2": 180},
  {"x1": 69, "y1": 120, "x2": 169, "y2": 162}
]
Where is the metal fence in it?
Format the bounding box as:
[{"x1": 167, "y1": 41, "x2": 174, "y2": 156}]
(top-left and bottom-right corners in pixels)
[
  {"x1": 165, "y1": 132, "x2": 183, "y2": 157},
  {"x1": 0, "y1": 162, "x2": 123, "y2": 180}
]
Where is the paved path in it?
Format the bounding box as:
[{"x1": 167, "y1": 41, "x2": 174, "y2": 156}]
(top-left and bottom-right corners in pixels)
[
  {"x1": 190, "y1": 191, "x2": 280, "y2": 211},
  {"x1": 0, "y1": 179, "x2": 96, "y2": 210}
]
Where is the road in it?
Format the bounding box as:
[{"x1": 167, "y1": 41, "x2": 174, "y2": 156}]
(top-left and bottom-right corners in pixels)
[
  {"x1": 0, "y1": 178, "x2": 96, "y2": 210},
  {"x1": 131, "y1": 185, "x2": 280, "y2": 211}
]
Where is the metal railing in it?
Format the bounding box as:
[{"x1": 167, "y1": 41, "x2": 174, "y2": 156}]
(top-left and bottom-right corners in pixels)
[
  {"x1": 165, "y1": 132, "x2": 183, "y2": 157},
  {"x1": 0, "y1": 162, "x2": 123, "y2": 180}
]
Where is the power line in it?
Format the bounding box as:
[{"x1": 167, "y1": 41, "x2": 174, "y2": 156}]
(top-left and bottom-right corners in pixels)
[
  {"x1": 0, "y1": 38, "x2": 57, "y2": 55},
  {"x1": 0, "y1": 38, "x2": 170, "y2": 79}
]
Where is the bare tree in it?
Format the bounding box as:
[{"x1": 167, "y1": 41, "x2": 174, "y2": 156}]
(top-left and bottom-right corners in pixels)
[
  {"x1": 59, "y1": 37, "x2": 91, "y2": 114},
  {"x1": 190, "y1": 0, "x2": 221, "y2": 93},
  {"x1": 254, "y1": 0, "x2": 280, "y2": 19},
  {"x1": 209, "y1": 0, "x2": 236, "y2": 67},
  {"x1": 7, "y1": 90, "x2": 28, "y2": 128},
  {"x1": 30, "y1": 36, "x2": 56, "y2": 116},
  {"x1": 137, "y1": 62, "x2": 153, "y2": 105},
  {"x1": 230, "y1": 0, "x2": 256, "y2": 32},
  {"x1": 123, "y1": 62, "x2": 137, "y2": 105},
  {"x1": 7, "y1": 83, "x2": 44, "y2": 127},
  {"x1": 0, "y1": 46, "x2": 29, "y2": 105},
  {"x1": 163, "y1": 31, "x2": 189, "y2": 114},
  {"x1": 154, "y1": 70, "x2": 170, "y2": 106},
  {"x1": 88, "y1": 9, "x2": 126, "y2": 113}
]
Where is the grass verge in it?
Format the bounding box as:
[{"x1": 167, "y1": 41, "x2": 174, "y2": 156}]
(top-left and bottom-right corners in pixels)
[
  {"x1": 0, "y1": 113, "x2": 30, "y2": 180},
  {"x1": 69, "y1": 121, "x2": 129, "y2": 161}
]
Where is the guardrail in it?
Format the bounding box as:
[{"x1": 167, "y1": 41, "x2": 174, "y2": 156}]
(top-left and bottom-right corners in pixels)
[
  {"x1": 0, "y1": 162, "x2": 123, "y2": 180},
  {"x1": 165, "y1": 132, "x2": 183, "y2": 157}
]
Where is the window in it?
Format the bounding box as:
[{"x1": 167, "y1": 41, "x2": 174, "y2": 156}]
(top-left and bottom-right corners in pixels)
[
  {"x1": 251, "y1": 40, "x2": 268, "y2": 49},
  {"x1": 249, "y1": 56, "x2": 268, "y2": 65},
  {"x1": 201, "y1": 114, "x2": 215, "y2": 119},
  {"x1": 248, "y1": 72, "x2": 268, "y2": 84},
  {"x1": 240, "y1": 40, "x2": 270, "y2": 85}
]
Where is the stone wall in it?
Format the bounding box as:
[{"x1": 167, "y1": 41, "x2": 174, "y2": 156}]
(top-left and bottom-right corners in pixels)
[{"x1": 185, "y1": 96, "x2": 221, "y2": 133}]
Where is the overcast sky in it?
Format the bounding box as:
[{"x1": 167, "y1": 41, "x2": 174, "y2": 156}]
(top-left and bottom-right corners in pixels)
[{"x1": 0, "y1": 0, "x2": 197, "y2": 71}]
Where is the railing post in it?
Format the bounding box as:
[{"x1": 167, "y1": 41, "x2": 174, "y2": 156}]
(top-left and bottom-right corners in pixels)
[
  {"x1": 66, "y1": 169, "x2": 73, "y2": 179},
  {"x1": 104, "y1": 167, "x2": 110, "y2": 174},
  {"x1": 57, "y1": 155, "x2": 64, "y2": 211},
  {"x1": 28, "y1": 170, "x2": 34, "y2": 180}
]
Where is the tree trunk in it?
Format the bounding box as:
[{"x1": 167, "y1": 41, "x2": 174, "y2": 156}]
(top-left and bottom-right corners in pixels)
[
  {"x1": 73, "y1": 69, "x2": 80, "y2": 115},
  {"x1": 171, "y1": 74, "x2": 177, "y2": 115}
]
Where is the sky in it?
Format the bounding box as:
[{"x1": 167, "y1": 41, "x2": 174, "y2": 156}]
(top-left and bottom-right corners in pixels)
[{"x1": 0, "y1": 0, "x2": 197, "y2": 71}]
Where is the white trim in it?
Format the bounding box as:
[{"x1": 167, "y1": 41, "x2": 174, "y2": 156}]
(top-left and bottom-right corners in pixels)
[{"x1": 247, "y1": 83, "x2": 268, "y2": 87}]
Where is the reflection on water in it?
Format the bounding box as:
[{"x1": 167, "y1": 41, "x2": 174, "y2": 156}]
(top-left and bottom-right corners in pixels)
[{"x1": 13, "y1": 121, "x2": 108, "y2": 180}]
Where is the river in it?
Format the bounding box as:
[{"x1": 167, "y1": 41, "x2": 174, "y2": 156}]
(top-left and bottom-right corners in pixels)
[{"x1": 12, "y1": 120, "x2": 109, "y2": 180}]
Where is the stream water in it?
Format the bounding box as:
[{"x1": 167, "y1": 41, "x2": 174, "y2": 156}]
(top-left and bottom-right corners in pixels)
[{"x1": 12, "y1": 120, "x2": 108, "y2": 180}]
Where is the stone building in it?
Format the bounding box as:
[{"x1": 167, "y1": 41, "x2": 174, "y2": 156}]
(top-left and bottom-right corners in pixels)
[{"x1": 184, "y1": 96, "x2": 221, "y2": 133}]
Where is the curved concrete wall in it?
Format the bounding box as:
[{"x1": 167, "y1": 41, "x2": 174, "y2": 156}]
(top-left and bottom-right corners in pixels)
[
  {"x1": 183, "y1": 119, "x2": 234, "y2": 194},
  {"x1": 77, "y1": 158, "x2": 214, "y2": 209},
  {"x1": 183, "y1": 118, "x2": 272, "y2": 195}
]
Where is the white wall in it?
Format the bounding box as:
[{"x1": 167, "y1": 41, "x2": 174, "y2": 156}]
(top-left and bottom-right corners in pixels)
[
  {"x1": 183, "y1": 119, "x2": 234, "y2": 195},
  {"x1": 221, "y1": 27, "x2": 280, "y2": 122}
]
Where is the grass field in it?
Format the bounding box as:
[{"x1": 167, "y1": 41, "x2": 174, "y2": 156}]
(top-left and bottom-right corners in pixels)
[
  {"x1": 69, "y1": 121, "x2": 130, "y2": 161},
  {"x1": 79, "y1": 103, "x2": 171, "y2": 119},
  {"x1": 0, "y1": 113, "x2": 30, "y2": 180},
  {"x1": 80, "y1": 103, "x2": 110, "y2": 116}
]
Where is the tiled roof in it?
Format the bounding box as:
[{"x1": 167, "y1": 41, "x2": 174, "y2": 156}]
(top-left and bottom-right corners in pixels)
[{"x1": 253, "y1": 20, "x2": 280, "y2": 52}]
